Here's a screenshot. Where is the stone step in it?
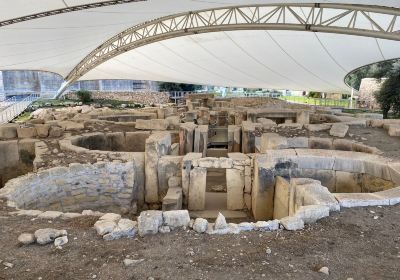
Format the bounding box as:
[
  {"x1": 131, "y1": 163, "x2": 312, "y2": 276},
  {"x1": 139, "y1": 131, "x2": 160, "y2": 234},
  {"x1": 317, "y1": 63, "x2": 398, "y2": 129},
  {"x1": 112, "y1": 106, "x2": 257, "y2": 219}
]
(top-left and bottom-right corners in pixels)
[{"x1": 190, "y1": 210, "x2": 248, "y2": 220}]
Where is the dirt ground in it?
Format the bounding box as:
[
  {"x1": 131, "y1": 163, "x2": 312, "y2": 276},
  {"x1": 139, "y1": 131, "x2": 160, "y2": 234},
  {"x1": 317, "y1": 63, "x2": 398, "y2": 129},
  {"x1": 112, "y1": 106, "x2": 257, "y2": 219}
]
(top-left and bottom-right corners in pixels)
[{"x1": 1, "y1": 199, "x2": 399, "y2": 280}]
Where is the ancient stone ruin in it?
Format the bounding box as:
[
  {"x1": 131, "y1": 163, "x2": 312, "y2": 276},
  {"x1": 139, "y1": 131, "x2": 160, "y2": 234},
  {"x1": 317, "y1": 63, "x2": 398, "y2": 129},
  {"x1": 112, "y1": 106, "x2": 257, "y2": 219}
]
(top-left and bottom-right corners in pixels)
[{"x1": 1, "y1": 95, "x2": 400, "y2": 241}]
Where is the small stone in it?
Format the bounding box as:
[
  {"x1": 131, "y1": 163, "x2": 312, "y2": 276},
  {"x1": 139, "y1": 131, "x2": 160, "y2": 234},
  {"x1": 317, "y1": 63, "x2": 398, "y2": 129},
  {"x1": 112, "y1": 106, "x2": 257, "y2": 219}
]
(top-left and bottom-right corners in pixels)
[
  {"x1": 94, "y1": 220, "x2": 117, "y2": 236},
  {"x1": 373, "y1": 216, "x2": 379, "y2": 220},
  {"x1": 266, "y1": 248, "x2": 272, "y2": 255},
  {"x1": 159, "y1": 226, "x2": 171, "y2": 233},
  {"x1": 18, "y1": 233, "x2": 35, "y2": 245},
  {"x1": 3, "y1": 262, "x2": 13, "y2": 268},
  {"x1": 214, "y1": 212, "x2": 227, "y2": 230},
  {"x1": 54, "y1": 236, "x2": 68, "y2": 247},
  {"x1": 280, "y1": 216, "x2": 304, "y2": 231},
  {"x1": 123, "y1": 258, "x2": 145, "y2": 267},
  {"x1": 193, "y1": 218, "x2": 208, "y2": 233},
  {"x1": 34, "y1": 228, "x2": 67, "y2": 245},
  {"x1": 38, "y1": 211, "x2": 63, "y2": 219},
  {"x1": 99, "y1": 213, "x2": 121, "y2": 223},
  {"x1": 254, "y1": 220, "x2": 279, "y2": 231},
  {"x1": 319, "y1": 266, "x2": 329, "y2": 275},
  {"x1": 188, "y1": 219, "x2": 195, "y2": 229}
]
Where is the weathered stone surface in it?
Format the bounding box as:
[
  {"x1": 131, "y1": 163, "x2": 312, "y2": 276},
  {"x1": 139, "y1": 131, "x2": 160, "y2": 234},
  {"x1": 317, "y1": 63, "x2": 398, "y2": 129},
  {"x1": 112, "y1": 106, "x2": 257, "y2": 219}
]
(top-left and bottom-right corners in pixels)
[
  {"x1": 329, "y1": 123, "x2": 349, "y2": 138},
  {"x1": 237, "y1": 222, "x2": 254, "y2": 231},
  {"x1": 136, "y1": 119, "x2": 168, "y2": 130},
  {"x1": 304, "y1": 124, "x2": 331, "y2": 132},
  {"x1": 123, "y1": 258, "x2": 145, "y2": 267},
  {"x1": 388, "y1": 124, "x2": 400, "y2": 137},
  {"x1": 308, "y1": 137, "x2": 333, "y2": 149},
  {"x1": 99, "y1": 213, "x2": 121, "y2": 223},
  {"x1": 334, "y1": 193, "x2": 389, "y2": 207},
  {"x1": 16, "y1": 209, "x2": 42, "y2": 217},
  {"x1": 54, "y1": 236, "x2": 68, "y2": 247},
  {"x1": 280, "y1": 216, "x2": 304, "y2": 231},
  {"x1": 162, "y1": 187, "x2": 182, "y2": 211},
  {"x1": 17, "y1": 127, "x2": 37, "y2": 138},
  {"x1": 253, "y1": 220, "x2": 279, "y2": 231},
  {"x1": 295, "y1": 205, "x2": 329, "y2": 224},
  {"x1": 260, "y1": 133, "x2": 288, "y2": 151},
  {"x1": 188, "y1": 167, "x2": 207, "y2": 210},
  {"x1": 182, "y1": 153, "x2": 202, "y2": 207},
  {"x1": 193, "y1": 218, "x2": 208, "y2": 233},
  {"x1": 103, "y1": 219, "x2": 137, "y2": 240},
  {"x1": 34, "y1": 228, "x2": 67, "y2": 245},
  {"x1": 273, "y1": 176, "x2": 291, "y2": 219},
  {"x1": 34, "y1": 124, "x2": 50, "y2": 138},
  {"x1": 0, "y1": 124, "x2": 18, "y2": 139},
  {"x1": 287, "y1": 137, "x2": 308, "y2": 148},
  {"x1": 38, "y1": 211, "x2": 63, "y2": 219},
  {"x1": 49, "y1": 126, "x2": 64, "y2": 137},
  {"x1": 226, "y1": 168, "x2": 245, "y2": 210},
  {"x1": 257, "y1": 118, "x2": 276, "y2": 129},
  {"x1": 18, "y1": 233, "x2": 35, "y2": 245},
  {"x1": 159, "y1": 226, "x2": 171, "y2": 233},
  {"x1": 62, "y1": 212, "x2": 82, "y2": 219},
  {"x1": 214, "y1": 212, "x2": 228, "y2": 230},
  {"x1": 163, "y1": 210, "x2": 190, "y2": 229},
  {"x1": 94, "y1": 220, "x2": 117, "y2": 236},
  {"x1": 138, "y1": 210, "x2": 163, "y2": 236}
]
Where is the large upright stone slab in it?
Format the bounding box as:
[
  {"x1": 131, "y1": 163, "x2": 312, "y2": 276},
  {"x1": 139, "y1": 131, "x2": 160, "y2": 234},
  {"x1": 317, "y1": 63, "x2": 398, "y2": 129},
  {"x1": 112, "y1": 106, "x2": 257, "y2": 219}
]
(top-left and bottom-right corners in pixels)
[
  {"x1": 145, "y1": 132, "x2": 171, "y2": 203},
  {"x1": 296, "y1": 111, "x2": 310, "y2": 124},
  {"x1": 242, "y1": 121, "x2": 261, "y2": 154},
  {"x1": 181, "y1": 153, "x2": 202, "y2": 207},
  {"x1": 273, "y1": 176, "x2": 291, "y2": 219},
  {"x1": 226, "y1": 168, "x2": 245, "y2": 210},
  {"x1": 194, "y1": 125, "x2": 208, "y2": 157},
  {"x1": 188, "y1": 167, "x2": 207, "y2": 210},
  {"x1": 179, "y1": 123, "x2": 197, "y2": 155},
  {"x1": 228, "y1": 125, "x2": 241, "y2": 153},
  {"x1": 260, "y1": 133, "x2": 288, "y2": 151},
  {"x1": 157, "y1": 156, "x2": 183, "y2": 199}
]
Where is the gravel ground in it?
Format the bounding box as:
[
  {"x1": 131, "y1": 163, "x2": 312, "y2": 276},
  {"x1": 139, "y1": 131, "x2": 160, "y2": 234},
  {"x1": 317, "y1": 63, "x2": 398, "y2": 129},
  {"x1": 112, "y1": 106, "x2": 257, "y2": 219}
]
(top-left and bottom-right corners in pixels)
[{"x1": 0, "y1": 199, "x2": 399, "y2": 280}]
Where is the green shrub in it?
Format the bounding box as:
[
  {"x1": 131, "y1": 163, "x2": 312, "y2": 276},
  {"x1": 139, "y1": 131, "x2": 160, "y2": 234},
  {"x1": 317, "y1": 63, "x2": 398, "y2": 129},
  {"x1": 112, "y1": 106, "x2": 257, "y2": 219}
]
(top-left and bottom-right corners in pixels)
[{"x1": 76, "y1": 90, "x2": 92, "y2": 103}]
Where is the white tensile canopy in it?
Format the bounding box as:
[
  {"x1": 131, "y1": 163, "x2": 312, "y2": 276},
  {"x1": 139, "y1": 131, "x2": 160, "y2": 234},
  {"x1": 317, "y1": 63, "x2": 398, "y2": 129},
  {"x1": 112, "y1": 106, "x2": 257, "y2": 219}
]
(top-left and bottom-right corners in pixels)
[{"x1": 1, "y1": 0, "x2": 400, "y2": 93}]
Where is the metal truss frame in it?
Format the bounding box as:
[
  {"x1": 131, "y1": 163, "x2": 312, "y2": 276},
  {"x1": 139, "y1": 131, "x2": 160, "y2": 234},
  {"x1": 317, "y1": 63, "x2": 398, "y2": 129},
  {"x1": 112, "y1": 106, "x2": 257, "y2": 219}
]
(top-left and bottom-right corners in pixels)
[
  {"x1": 0, "y1": 0, "x2": 145, "y2": 27},
  {"x1": 58, "y1": 3, "x2": 400, "y2": 95}
]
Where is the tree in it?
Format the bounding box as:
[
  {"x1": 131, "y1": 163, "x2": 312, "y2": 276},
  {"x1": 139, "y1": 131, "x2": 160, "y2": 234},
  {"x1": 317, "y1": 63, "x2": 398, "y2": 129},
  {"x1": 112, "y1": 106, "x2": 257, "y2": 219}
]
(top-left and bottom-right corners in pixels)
[
  {"x1": 372, "y1": 61, "x2": 400, "y2": 118},
  {"x1": 158, "y1": 82, "x2": 202, "y2": 92},
  {"x1": 75, "y1": 90, "x2": 92, "y2": 103}
]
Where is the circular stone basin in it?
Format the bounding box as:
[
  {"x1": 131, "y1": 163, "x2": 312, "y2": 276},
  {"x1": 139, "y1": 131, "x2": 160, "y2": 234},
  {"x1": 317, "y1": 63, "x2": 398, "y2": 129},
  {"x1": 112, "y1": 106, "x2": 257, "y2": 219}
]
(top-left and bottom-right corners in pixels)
[
  {"x1": 0, "y1": 162, "x2": 135, "y2": 214},
  {"x1": 72, "y1": 132, "x2": 150, "y2": 152}
]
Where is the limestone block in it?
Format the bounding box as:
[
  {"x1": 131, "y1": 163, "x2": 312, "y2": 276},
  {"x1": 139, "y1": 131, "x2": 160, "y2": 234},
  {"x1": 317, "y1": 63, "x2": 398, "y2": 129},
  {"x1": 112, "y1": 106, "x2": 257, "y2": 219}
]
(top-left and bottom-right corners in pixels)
[
  {"x1": 332, "y1": 139, "x2": 353, "y2": 151},
  {"x1": 48, "y1": 126, "x2": 63, "y2": 137},
  {"x1": 238, "y1": 222, "x2": 254, "y2": 231},
  {"x1": 296, "y1": 111, "x2": 310, "y2": 124},
  {"x1": 253, "y1": 220, "x2": 279, "y2": 231},
  {"x1": 226, "y1": 168, "x2": 245, "y2": 210},
  {"x1": 179, "y1": 122, "x2": 197, "y2": 155},
  {"x1": 214, "y1": 212, "x2": 228, "y2": 230},
  {"x1": 363, "y1": 159, "x2": 392, "y2": 181},
  {"x1": 188, "y1": 167, "x2": 207, "y2": 210},
  {"x1": 136, "y1": 119, "x2": 168, "y2": 130},
  {"x1": 260, "y1": 133, "x2": 288, "y2": 151},
  {"x1": 287, "y1": 137, "x2": 308, "y2": 148},
  {"x1": 294, "y1": 205, "x2": 329, "y2": 224},
  {"x1": 388, "y1": 163, "x2": 400, "y2": 185},
  {"x1": 228, "y1": 125, "x2": 242, "y2": 153},
  {"x1": 170, "y1": 143, "x2": 180, "y2": 155},
  {"x1": 257, "y1": 118, "x2": 277, "y2": 129},
  {"x1": 0, "y1": 140, "x2": 19, "y2": 169},
  {"x1": 334, "y1": 193, "x2": 389, "y2": 207},
  {"x1": 166, "y1": 116, "x2": 180, "y2": 130},
  {"x1": 280, "y1": 216, "x2": 304, "y2": 231},
  {"x1": 304, "y1": 124, "x2": 331, "y2": 132},
  {"x1": 329, "y1": 123, "x2": 349, "y2": 138},
  {"x1": 106, "y1": 132, "x2": 125, "y2": 151},
  {"x1": 94, "y1": 220, "x2": 117, "y2": 235},
  {"x1": 145, "y1": 132, "x2": 171, "y2": 203},
  {"x1": 138, "y1": 210, "x2": 163, "y2": 236},
  {"x1": 273, "y1": 176, "x2": 291, "y2": 220},
  {"x1": 295, "y1": 149, "x2": 335, "y2": 170},
  {"x1": 193, "y1": 157, "x2": 233, "y2": 169},
  {"x1": 38, "y1": 211, "x2": 63, "y2": 219},
  {"x1": 162, "y1": 187, "x2": 182, "y2": 211},
  {"x1": 99, "y1": 213, "x2": 121, "y2": 223},
  {"x1": 308, "y1": 137, "x2": 333, "y2": 149},
  {"x1": 388, "y1": 124, "x2": 400, "y2": 136},
  {"x1": 157, "y1": 155, "x2": 182, "y2": 198},
  {"x1": 295, "y1": 169, "x2": 336, "y2": 192},
  {"x1": 18, "y1": 233, "x2": 35, "y2": 245},
  {"x1": 182, "y1": 153, "x2": 202, "y2": 206},
  {"x1": 34, "y1": 124, "x2": 50, "y2": 138},
  {"x1": 228, "y1": 153, "x2": 250, "y2": 166},
  {"x1": 58, "y1": 121, "x2": 84, "y2": 131},
  {"x1": 0, "y1": 124, "x2": 18, "y2": 139},
  {"x1": 168, "y1": 177, "x2": 181, "y2": 188},
  {"x1": 375, "y1": 187, "x2": 400, "y2": 205},
  {"x1": 17, "y1": 127, "x2": 37, "y2": 138},
  {"x1": 244, "y1": 193, "x2": 252, "y2": 209},
  {"x1": 163, "y1": 210, "x2": 190, "y2": 229},
  {"x1": 103, "y1": 219, "x2": 137, "y2": 240},
  {"x1": 241, "y1": 121, "x2": 261, "y2": 154},
  {"x1": 193, "y1": 218, "x2": 208, "y2": 233},
  {"x1": 125, "y1": 131, "x2": 150, "y2": 152},
  {"x1": 34, "y1": 228, "x2": 68, "y2": 245},
  {"x1": 194, "y1": 125, "x2": 208, "y2": 157}
]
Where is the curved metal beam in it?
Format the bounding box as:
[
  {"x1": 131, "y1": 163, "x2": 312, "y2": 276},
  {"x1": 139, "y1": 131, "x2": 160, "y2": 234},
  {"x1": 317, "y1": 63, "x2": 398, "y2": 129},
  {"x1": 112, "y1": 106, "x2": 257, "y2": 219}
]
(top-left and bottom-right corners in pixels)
[
  {"x1": 0, "y1": 0, "x2": 145, "y2": 28},
  {"x1": 58, "y1": 3, "x2": 400, "y2": 96}
]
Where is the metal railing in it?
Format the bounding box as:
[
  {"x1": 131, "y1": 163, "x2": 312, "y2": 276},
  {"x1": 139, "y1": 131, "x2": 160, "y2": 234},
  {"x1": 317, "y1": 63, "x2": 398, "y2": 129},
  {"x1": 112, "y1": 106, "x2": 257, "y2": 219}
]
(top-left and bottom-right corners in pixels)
[{"x1": 0, "y1": 93, "x2": 40, "y2": 124}]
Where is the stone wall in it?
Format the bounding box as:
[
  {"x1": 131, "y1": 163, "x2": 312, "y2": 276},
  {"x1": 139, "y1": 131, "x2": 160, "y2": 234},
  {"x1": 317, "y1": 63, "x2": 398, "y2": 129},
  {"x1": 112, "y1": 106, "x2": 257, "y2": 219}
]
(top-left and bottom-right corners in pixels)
[
  {"x1": 252, "y1": 149, "x2": 400, "y2": 220},
  {"x1": 0, "y1": 139, "x2": 37, "y2": 188},
  {"x1": 0, "y1": 162, "x2": 135, "y2": 213}
]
